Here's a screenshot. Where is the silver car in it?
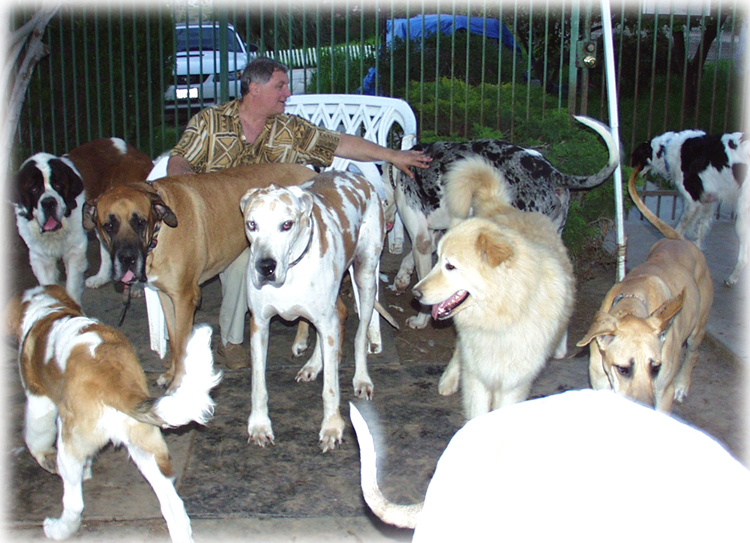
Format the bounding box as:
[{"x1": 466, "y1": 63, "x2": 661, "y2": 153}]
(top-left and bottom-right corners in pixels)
[{"x1": 164, "y1": 22, "x2": 257, "y2": 109}]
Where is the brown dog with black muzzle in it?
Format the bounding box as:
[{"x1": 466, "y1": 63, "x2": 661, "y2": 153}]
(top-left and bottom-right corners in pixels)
[
  {"x1": 576, "y1": 168, "x2": 713, "y2": 412},
  {"x1": 82, "y1": 164, "x2": 316, "y2": 390}
]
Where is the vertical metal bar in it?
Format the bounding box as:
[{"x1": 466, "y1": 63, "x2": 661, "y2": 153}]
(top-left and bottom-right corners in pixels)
[
  {"x1": 94, "y1": 8, "x2": 103, "y2": 138},
  {"x1": 83, "y1": 6, "x2": 92, "y2": 142},
  {"x1": 345, "y1": 0, "x2": 350, "y2": 94},
  {"x1": 557, "y1": 0, "x2": 566, "y2": 112},
  {"x1": 419, "y1": 0, "x2": 426, "y2": 121},
  {"x1": 59, "y1": 11, "x2": 69, "y2": 150},
  {"x1": 525, "y1": 1, "x2": 533, "y2": 122},
  {"x1": 132, "y1": 7, "x2": 141, "y2": 149},
  {"x1": 449, "y1": 6, "x2": 457, "y2": 133},
  {"x1": 464, "y1": 0, "x2": 471, "y2": 137},
  {"x1": 510, "y1": 0, "x2": 519, "y2": 139},
  {"x1": 722, "y1": 3, "x2": 739, "y2": 133},
  {"x1": 542, "y1": 0, "x2": 550, "y2": 118},
  {"x1": 72, "y1": 10, "x2": 80, "y2": 146},
  {"x1": 436, "y1": 7, "x2": 442, "y2": 130},
  {"x1": 479, "y1": 0, "x2": 488, "y2": 126},
  {"x1": 219, "y1": 9, "x2": 229, "y2": 104},
  {"x1": 600, "y1": 0, "x2": 625, "y2": 281},
  {"x1": 663, "y1": 8, "x2": 674, "y2": 133},
  {"x1": 496, "y1": 6, "x2": 503, "y2": 128},
  {"x1": 157, "y1": 3, "x2": 166, "y2": 153},
  {"x1": 108, "y1": 11, "x2": 115, "y2": 140},
  {"x1": 119, "y1": 8, "x2": 127, "y2": 145},
  {"x1": 567, "y1": 0, "x2": 579, "y2": 116},
  {"x1": 47, "y1": 14, "x2": 58, "y2": 154},
  {"x1": 405, "y1": 0, "x2": 411, "y2": 103}
]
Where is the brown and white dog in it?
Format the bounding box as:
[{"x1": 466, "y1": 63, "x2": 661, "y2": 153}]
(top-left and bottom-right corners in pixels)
[
  {"x1": 6, "y1": 284, "x2": 221, "y2": 542},
  {"x1": 82, "y1": 164, "x2": 317, "y2": 390},
  {"x1": 576, "y1": 168, "x2": 714, "y2": 412},
  {"x1": 12, "y1": 138, "x2": 154, "y2": 303},
  {"x1": 240, "y1": 171, "x2": 394, "y2": 452}
]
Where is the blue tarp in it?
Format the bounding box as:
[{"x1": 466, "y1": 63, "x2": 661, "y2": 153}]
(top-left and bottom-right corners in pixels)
[{"x1": 385, "y1": 14, "x2": 521, "y2": 54}]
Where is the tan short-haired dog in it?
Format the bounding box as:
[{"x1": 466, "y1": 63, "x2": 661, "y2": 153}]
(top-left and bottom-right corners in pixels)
[{"x1": 576, "y1": 168, "x2": 714, "y2": 412}]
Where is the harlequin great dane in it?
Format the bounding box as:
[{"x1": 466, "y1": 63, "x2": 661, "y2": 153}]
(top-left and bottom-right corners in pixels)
[
  {"x1": 240, "y1": 170, "x2": 394, "y2": 452},
  {"x1": 12, "y1": 138, "x2": 153, "y2": 303},
  {"x1": 82, "y1": 164, "x2": 317, "y2": 391},
  {"x1": 382, "y1": 115, "x2": 619, "y2": 328}
]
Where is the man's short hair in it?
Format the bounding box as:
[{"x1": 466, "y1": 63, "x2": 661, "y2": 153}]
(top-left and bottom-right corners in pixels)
[{"x1": 240, "y1": 57, "x2": 289, "y2": 96}]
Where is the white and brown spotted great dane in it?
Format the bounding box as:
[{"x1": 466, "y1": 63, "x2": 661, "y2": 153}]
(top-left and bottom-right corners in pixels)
[{"x1": 240, "y1": 170, "x2": 392, "y2": 452}]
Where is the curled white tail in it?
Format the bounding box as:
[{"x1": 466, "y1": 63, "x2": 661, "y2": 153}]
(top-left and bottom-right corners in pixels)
[
  {"x1": 155, "y1": 325, "x2": 222, "y2": 428},
  {"x1": 350, "y1": 402, "x2": 422, "y2": 529}
]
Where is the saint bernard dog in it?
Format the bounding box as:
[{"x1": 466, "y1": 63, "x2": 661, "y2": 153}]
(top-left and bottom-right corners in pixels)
[
  {"x1": 12, "y1": 138, "x2": 153, "y2": 303},
  {"x1": 631, "y1": 130, "x2": 750, "y2": 286},
  {"x1": 6, "y1": 284, "x2": 222, "y2": 542}
]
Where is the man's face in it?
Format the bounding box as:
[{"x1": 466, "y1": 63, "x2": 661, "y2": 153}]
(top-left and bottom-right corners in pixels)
[{"x1": 254, "y1": 69, "x2": 291, "y2": 116}]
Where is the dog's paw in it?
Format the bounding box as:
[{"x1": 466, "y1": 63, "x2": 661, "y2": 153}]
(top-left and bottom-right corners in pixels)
[
  {"x1": 291, "y1": 340, "x2": 309, "y2": 357},
  {"x1": 390, "y1": 274, "x2": 412, "y2": 294},
  {"x1": 353, "y1": 379, "x2": 374, "y2": 400},
  {"x1": 438, "y1": 372, "x2": 460, "y2": 396},
  {"x1": 406, "y1": 313, "x2": 430, "y2": 329},
  {"x1": 248, "y1": 423, "x2": 275, "y2": 448},
  {"x1": 296, "y1": 361, "x2": 322, "y2": 382},
  {"x1": 84, "y1": 274, "x2": 109, "y2": 289},
  {"x1": 319, "y1": 414, "x2": 345, "y2": 453},
  {"x1": 31, "y1": 449, "x2": 57, "y2": 474},
  {"x1": 44, "y1": 515, "x2": 81, "y2": 540}
]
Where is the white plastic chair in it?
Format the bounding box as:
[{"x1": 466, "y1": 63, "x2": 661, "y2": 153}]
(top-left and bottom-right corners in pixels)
[{"x1": 144, "y1": 94, "x2": 418, "y2": 359}]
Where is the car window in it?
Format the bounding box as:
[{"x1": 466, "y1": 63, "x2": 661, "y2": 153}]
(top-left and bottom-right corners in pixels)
[{"x1": 175, "y1": 27, "x2": 244, "y2": 53}]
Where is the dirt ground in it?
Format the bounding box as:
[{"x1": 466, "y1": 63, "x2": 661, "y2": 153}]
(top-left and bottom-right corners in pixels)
[{"x1": 4, "y1": 221, "x2": 747, "y2": 532}]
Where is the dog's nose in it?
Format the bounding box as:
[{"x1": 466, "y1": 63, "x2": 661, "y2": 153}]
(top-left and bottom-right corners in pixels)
[
  {"x1": 412, "y1": 288, "x2": 423, "y2": 300},
  {"x1": 118, "y1": 253, "x2": 137, "y2": 270},
  {"x1": 257, "y1": 258, "x2": 277, "y2": 278},
  {"x1": 41, "y1": 197, "x2": 57, "y2": 212}
]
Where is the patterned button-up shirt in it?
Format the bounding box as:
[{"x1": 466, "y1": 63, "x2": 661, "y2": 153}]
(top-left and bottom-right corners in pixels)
[{"x1": 171, "y1": 99, "x2": 341, "y2": 173}]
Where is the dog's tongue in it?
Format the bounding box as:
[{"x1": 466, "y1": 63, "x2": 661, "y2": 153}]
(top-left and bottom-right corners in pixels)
[
  {"x1": 121, "y1": 270, "x2": 136, "y2": 284},
  {"x1": 42, "y1": 216, "x2": 61, "y2": 232}
]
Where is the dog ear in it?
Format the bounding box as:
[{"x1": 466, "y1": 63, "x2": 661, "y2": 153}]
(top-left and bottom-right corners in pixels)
[
  {"x1": 476, "y1": 231, "x2": 513, "y2": 267},
  {"x1": 647, "y1": 289, "x2": 685, "y2": 338},
  {"x1": 82, "y1": 201, "x2": 97, "y2": 231},
  {"x1": 576, "y1": 311, "x2": 618, "y2": 349},
  {"x1": 149, "y1": 193, "x2": 178, "y2": 228}
]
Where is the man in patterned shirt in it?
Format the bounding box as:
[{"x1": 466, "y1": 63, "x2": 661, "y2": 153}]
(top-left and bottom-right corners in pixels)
[{"x1": 168, "y1": 57, "x2": 431, "y2": 369}]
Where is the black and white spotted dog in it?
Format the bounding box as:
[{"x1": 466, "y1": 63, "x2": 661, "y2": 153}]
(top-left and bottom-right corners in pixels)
[
  {"x1": 382, "y1": 115, "x2": 619, "y2": 328},
  {"x1": 631, "y1": 130, "x2": 749, "y2": 286}
]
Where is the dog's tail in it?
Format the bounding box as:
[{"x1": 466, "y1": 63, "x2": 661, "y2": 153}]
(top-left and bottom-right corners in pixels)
[
  {"x1": 628, "y1": 166, "x2": 684, "y2": 240},
  {"x1": 375, "y1": 300, "x2": 400, "y2": 330},
  {"x1": 444, "y1": 155, "x2": 513, "y2": 220},
  {"x1": 557, "y1": 115, "x2": 621, "y2": 189},
  {"x1": 350, "y1": 402, "x2": 423, "y2": 529},
  {"x1": 134, "y1": 325, "x2": 223, "y2": 428}
]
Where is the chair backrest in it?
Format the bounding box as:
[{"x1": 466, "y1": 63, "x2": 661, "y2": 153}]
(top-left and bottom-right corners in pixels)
[{"x1": 284, "y1": 94, "x2": 417, "y2": 198}]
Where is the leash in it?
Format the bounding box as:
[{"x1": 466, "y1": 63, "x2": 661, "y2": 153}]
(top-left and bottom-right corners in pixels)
[{"x1": 289, "y1": 216, "x2": 315, "y2": 268}]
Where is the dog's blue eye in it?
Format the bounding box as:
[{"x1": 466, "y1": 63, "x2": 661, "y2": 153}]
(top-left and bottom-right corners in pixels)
[
  {"x1": 247, "y1": 221, "x2": 256, "y2": 232},
  {"x1": 281, "y1": 221, "x2": 293, "y2": 231}
]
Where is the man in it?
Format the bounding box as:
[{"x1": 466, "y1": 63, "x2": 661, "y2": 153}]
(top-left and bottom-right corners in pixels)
[{"x1": 169, "y1": 57, "x2": 431, "y2": 368}]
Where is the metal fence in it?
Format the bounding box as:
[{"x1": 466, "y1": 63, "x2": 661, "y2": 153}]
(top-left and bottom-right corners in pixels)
[{"x1": 11, "y1": 0, "x2": 748, "y2": 191}]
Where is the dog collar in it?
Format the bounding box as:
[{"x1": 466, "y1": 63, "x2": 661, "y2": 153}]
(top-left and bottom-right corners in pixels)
[
  {"x1": 611, "y1": 293, "x2": 648, "y2": 314},
  {"x1": 147, "y1": 222, "x2": 161, "y2": 253},
  {"x1": 289, "y1": 217, "x2": 315, "y2": 268}
]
